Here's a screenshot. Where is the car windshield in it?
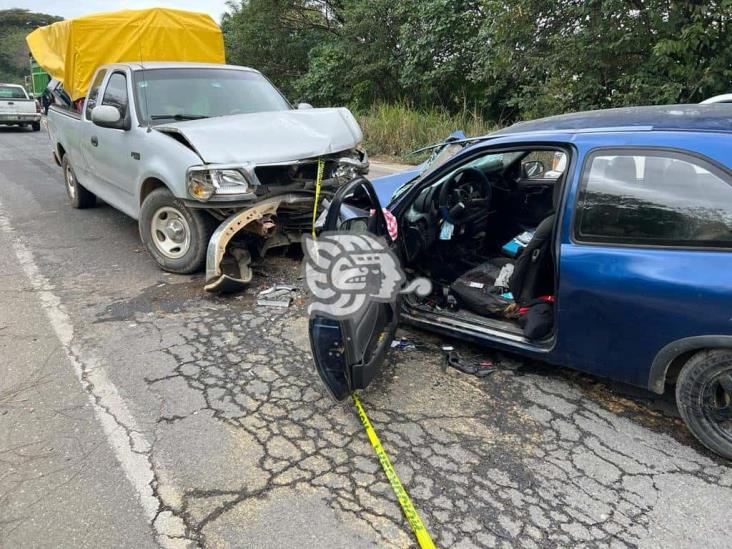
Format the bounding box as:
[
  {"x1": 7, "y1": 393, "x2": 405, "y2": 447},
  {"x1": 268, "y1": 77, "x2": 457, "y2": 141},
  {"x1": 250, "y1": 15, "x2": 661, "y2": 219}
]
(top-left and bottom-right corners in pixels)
[
  {"x1": 390, "y1": 143, "x2": 469, "y2": 201},
  {"x1": 0, "y1": 86, "x2": 28, "y2": 99},
  {"x1": 391, "y1": 141, "x2": 523, "y2": 202},
  {"x1": 133, "y1": 68, "x2": 291, "y2": 124}
]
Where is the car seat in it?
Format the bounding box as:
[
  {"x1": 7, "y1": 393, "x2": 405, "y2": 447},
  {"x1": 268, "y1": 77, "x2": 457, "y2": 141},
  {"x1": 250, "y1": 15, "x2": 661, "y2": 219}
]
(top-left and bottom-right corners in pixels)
[{"x1": 508, "y1": 178, "x2": 563, "y2": 304}]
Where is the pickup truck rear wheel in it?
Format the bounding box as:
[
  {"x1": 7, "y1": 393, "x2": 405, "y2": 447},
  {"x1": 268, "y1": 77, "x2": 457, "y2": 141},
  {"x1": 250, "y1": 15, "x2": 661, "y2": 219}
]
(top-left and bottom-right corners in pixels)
[
  {"x1": 676, "y1": 349, "x2": 732, "y2": 459},
  {"x1": 139, "y1": 187, "x2": 214, "y2": 274},
  {"x1": 31, "y1": 122, "x2": 40, "y2": 131},
  {"x1": 62, "y1": 155, "x2": 96, "y2": 209}
]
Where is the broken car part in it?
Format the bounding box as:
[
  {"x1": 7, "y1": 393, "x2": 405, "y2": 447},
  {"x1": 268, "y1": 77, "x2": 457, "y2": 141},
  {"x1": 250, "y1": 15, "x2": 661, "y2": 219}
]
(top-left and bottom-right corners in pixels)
[
  {"x1": 256, "y1": 285, "x2": 297, "y2": 308},
  {"x1": 204, "y1": 194, "x2": 312, "y2": 293},
  {"x1": 445, "y1": 350, "x2": 495, "y2": 378}
]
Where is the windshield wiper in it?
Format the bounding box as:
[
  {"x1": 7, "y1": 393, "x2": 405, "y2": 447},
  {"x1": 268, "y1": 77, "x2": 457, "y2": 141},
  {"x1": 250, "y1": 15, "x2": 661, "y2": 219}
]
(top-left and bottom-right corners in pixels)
[{"x1": 150, "y1": 114, "x2": 208, "y2": 120}]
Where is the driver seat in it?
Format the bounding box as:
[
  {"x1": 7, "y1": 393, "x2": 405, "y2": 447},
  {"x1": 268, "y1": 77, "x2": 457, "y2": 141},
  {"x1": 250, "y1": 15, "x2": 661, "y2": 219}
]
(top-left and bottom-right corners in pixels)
[{"x1": 509, "y1": 178, "x2": 562, "y2": 304}]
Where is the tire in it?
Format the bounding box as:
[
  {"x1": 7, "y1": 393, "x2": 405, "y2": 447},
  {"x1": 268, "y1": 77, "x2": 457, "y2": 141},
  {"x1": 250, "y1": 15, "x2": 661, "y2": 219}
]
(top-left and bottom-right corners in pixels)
[
  {"x1": 139, "y1": 187, "x2": 215, "y2": 274},
  {"x1": 62, "y1": 155, "x2": 96, "y2": 209},
  {"x1": 676, "y1": 349, "x2": 732, "y2": 460},
  {"x1": 31, "y1": 121, "x2": 40, "y2": 131}
]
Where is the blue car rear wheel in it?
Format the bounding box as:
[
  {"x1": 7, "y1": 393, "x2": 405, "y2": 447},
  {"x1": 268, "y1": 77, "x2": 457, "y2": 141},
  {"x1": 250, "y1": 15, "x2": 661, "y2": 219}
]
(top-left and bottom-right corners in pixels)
[{"x1": 676, "y1": 349, "x2": 732, "y2": 460}]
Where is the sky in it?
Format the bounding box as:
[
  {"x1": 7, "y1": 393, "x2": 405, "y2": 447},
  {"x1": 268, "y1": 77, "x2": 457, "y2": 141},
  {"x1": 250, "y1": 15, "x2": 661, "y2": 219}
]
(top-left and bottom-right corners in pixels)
[{"x1": 2, "y1": 1, "x2": 232, "y2": 23}]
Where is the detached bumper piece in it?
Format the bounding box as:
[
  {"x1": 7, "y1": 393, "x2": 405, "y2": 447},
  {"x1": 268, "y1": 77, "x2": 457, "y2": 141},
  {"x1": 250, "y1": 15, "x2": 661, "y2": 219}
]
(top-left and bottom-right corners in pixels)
[
  {"x1": 204, "y1": 198, "x2": 280, "y2": 292},
  {"x1": 204, "y1": 194, "x2": 313, "y2": 293}
]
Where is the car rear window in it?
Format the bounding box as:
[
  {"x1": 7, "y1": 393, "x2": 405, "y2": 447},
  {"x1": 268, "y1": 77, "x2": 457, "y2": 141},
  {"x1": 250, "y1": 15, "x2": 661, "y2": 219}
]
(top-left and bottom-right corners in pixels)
[
  {"x1": 0, "y1": 86, "x2": 28, "y2": 99},
  {"x1": 576, "y1": 150, "x2": 732, "y2": 248}
]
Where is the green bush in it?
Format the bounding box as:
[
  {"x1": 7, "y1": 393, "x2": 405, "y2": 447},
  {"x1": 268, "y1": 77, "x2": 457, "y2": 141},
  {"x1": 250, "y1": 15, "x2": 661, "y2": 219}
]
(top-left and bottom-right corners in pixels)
[{"x1": 358, "y1": 103, "x2": 496, "y2": 163}]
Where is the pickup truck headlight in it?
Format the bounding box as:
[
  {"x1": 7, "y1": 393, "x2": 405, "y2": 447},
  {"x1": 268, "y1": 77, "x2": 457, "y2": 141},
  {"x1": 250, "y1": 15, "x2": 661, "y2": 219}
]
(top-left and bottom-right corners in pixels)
[{"x1": 187, "y1": 168, "x2": 250, "y2": 202}]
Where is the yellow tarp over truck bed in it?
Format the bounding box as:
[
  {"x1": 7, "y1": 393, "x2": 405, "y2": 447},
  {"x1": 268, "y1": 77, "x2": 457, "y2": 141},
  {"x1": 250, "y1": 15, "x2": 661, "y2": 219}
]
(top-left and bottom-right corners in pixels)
[{"x1": 26, "y1": 8, "x2": 225, "y2": 101}]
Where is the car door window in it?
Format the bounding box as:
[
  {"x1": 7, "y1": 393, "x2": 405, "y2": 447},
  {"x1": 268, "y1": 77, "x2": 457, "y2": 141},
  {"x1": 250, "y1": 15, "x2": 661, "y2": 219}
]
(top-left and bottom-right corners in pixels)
[
  {"x1": 101, "y1": 72, "x2": 129, "y2": 116},
  {"x1": 521, "y1": 151, "x2": 567, "y2": 180},
  {"x1": 84, "y1": 70, "x2": 107, "y2": 120},
  {"x1": 577, "y1": 150, "x2": 732, "y2": 247}
]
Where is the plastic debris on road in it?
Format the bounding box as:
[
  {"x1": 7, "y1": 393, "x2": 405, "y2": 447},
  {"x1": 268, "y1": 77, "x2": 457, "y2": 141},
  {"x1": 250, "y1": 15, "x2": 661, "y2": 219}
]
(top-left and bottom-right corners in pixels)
[{"x1": 256, "y1": 285, "x2": 297, "y2": 308}]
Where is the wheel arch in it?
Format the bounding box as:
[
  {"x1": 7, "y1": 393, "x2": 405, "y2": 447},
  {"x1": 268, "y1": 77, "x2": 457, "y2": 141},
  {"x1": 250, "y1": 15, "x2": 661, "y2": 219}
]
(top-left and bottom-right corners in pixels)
[
  {"x1": 139, "y1": 177, "x2": 171, "y2": 208},
  {"x1": 648, "y1": 336, "x2": 732, "y2": 394}
]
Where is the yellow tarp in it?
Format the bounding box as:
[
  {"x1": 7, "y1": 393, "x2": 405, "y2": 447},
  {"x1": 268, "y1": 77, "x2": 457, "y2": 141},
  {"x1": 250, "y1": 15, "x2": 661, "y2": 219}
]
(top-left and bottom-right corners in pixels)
[{"x1": 26, "y1": 8, "x2": 225, "y2": 101}]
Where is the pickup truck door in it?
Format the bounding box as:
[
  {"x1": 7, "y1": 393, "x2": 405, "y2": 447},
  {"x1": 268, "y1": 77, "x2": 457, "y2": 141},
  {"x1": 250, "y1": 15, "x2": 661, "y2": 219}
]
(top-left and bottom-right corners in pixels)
[
  {"x1": 77, "y1": 70, "x2": 107, "y2": 187},
  {"x1": 84, "y1": 70, "x2": 139, "y2": 217},
  {"x1": 308, "y1": 178, "x2": 400, "y2": 401}
]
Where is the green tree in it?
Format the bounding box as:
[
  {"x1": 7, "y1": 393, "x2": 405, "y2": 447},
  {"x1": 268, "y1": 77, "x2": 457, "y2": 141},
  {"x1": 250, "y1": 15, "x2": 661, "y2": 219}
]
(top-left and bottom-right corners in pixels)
[
  {"x1": 398, "y1": 0, "x2": 484, "y2": 111},
  {"x1": 222, "y1": 0, "x2": 340, "y2": 100},
  {"x1": 296, "y1": 0, "x2": 408, "y2": 108},
  {"x1": 0, "y1": 9, "x2": 62, "y2": 84},
  {"x1": 221, "y1": 0, "x2": 732, "y2": 123}
]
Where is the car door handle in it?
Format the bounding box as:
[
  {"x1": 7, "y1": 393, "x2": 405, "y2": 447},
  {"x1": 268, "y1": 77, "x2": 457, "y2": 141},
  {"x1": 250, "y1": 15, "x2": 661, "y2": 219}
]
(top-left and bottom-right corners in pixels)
[{"x1": 91, "y1": 136, "x2": 98, "y2": 147}]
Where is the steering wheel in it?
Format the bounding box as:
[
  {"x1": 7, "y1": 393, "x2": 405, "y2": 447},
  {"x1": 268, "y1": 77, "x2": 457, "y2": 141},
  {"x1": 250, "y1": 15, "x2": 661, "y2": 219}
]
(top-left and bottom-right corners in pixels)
[{"x1": 437, "y1": 167, "x2": 492, "y2": 226}]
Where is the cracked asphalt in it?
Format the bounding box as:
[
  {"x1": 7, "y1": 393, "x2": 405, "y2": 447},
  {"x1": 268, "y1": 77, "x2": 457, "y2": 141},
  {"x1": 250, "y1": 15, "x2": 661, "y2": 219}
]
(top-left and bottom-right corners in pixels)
[{"x1": 1, "y1": 127, "x2": 731, "y2": 548}]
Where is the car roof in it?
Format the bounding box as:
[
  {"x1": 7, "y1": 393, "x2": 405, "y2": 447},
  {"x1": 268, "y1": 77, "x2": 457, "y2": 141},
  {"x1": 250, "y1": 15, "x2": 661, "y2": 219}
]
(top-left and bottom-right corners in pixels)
[
  {"x1": 701, "y1": 94, "x2": 732, "y2": 104},
  {"x1": 101, "y1": 62, "x2": 259, "y2": 73},
  {"x1": 494, "y1": 105, "x2": 732, "y2": 136}
]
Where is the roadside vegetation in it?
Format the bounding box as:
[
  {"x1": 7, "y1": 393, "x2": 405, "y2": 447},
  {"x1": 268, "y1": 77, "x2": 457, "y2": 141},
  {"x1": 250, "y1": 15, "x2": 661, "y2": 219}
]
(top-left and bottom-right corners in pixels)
[
  {"x1": 5, "y1": 3, "x2": 731, "y2": 159},
  {"x1": 358, "y1": 103, "x2": 495, "y2": 162},
  {"x1": 0, "y1": 9, "x2": 60, "y2": 84},
  {"x1": 222, "y1": 0, "x2": 732, "y2": 155}
]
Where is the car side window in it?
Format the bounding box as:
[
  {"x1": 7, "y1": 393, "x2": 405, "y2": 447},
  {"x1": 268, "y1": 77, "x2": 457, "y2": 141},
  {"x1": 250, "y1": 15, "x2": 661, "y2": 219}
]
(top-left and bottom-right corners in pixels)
[
  {"x1": 521, "y1": 151, "x2": 567, "y2": 180},
  {"x1": 576, "y1": 150, "x2": 732, "y2": 247},
  {"x1": 85, "y1": 70, "x2": 108, "y2": 120},
  {"x1": 101, "y1": 72, "x2": 129, "y2": 115}
]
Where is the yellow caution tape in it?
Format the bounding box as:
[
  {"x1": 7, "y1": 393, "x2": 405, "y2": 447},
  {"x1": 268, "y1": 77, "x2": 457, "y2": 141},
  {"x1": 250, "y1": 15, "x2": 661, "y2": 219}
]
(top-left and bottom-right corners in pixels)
[
  {"x1": 311, "y1": 158, "x2": 325, "y2": 238},
  {"x1": 352, "y1": 392, "x2": 437, "y2": 549}
]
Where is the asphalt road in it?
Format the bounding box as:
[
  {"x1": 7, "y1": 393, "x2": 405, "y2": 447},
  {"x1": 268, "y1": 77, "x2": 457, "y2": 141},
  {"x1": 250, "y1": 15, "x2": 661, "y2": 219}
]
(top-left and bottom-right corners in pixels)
[{"x1": 1, "y1": 125, "x2": 731, "y2": 549}]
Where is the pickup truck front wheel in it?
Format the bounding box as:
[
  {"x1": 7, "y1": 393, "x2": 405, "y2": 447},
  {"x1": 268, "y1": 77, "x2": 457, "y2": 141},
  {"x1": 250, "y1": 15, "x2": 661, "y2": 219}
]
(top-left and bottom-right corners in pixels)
[
  {"x1": 139, "y1": 187, "x2": 215, "y2": 274},
  {"x1": 62, "y1": 155, "x2": 96, "y2": 209}
]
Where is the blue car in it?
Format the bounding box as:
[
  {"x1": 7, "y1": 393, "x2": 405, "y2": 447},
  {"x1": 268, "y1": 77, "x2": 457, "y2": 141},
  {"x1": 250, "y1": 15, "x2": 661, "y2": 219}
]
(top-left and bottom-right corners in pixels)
[{"x1": 308, "y1": 105, "x2": 732, "y2": 459}]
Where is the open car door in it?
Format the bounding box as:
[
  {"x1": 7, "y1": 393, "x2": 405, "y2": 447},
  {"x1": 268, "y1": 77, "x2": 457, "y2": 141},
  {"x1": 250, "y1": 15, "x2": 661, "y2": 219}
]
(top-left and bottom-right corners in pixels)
[{"x1": 308, "y1": 178, "x2": 399, "y2": 401}]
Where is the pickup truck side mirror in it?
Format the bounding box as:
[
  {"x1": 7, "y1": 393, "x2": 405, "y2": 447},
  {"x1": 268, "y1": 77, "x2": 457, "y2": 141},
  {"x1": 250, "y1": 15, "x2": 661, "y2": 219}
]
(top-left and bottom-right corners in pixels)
[
  {"x1": 296, "y1": 102, "x2": 314, "y2": 110},
  {"x1": 91, "y1": 105, "x2": 125, "y2": 129}
]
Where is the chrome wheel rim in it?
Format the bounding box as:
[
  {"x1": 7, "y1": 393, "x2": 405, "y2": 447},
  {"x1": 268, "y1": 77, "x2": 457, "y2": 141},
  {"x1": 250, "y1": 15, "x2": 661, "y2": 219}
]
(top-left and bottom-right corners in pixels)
[
  {"x1": 150, "y1": 206, "x2": 191, "y2": 259},
  {"x1": 65, "y1": 162, "x2": 76, "y2": 200}
]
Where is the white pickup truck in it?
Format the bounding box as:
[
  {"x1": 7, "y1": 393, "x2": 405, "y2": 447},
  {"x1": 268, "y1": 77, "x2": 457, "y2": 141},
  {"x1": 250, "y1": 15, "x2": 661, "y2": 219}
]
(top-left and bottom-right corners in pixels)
[
  {"x1": 48, "y1": 62, "x2": 368, "y2": 290},
  {"x1": 0, "y1": 83, "x2": 41, "y2": 131}
]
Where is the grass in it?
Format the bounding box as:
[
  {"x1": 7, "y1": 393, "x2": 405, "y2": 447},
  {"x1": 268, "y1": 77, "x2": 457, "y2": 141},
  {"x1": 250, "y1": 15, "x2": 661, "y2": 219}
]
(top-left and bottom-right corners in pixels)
[{"x1": 357, "y1": 102, "x2": 496, "y2": 164}]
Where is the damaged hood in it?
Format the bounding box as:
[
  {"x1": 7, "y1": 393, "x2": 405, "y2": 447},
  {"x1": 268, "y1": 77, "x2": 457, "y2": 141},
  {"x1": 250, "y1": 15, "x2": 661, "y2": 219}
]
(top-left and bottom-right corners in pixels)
[{"x1": 155, "y1": 107, "x2": 363, "y2": 164}]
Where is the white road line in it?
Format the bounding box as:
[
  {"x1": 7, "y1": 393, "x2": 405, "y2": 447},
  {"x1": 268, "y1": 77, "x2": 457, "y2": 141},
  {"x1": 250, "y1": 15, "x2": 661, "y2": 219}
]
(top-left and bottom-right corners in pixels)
[{"x1": 0, "y1": 202, "x2": 189, "y2": 548}]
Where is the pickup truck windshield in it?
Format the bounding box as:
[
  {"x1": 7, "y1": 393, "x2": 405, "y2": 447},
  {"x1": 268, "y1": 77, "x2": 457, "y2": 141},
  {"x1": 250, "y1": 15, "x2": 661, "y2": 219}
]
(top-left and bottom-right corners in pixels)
[
  {"x1": 0, "y1": 86, "x2": 29, "y2": 99},
  {"x1": 132, "y1": 68, "x2": 291, "y2": 124}
]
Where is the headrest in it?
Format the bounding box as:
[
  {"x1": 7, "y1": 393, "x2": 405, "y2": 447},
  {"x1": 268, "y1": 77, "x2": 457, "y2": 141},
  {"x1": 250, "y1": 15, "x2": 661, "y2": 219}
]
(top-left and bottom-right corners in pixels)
[
  {"x1": 606, "y1": 156, "x2": 638, "y2": 182},
  {"x1": 663, "y1": 160, "x2": 698, "y2": 184}
]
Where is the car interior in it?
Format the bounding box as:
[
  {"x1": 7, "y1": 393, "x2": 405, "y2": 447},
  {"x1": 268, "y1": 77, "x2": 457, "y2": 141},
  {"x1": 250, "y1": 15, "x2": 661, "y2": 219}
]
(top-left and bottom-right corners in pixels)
[{"x1": 397, "y1": 147, "x2": 569, "y2": 342}]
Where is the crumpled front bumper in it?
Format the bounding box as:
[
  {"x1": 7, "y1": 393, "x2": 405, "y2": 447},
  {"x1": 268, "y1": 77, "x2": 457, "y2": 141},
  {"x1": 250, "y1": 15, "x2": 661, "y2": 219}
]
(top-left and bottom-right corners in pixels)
[{"x1": 204, "y1": 194, "x2": 313, "y2": 292}]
